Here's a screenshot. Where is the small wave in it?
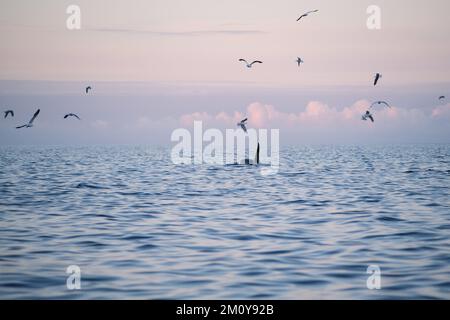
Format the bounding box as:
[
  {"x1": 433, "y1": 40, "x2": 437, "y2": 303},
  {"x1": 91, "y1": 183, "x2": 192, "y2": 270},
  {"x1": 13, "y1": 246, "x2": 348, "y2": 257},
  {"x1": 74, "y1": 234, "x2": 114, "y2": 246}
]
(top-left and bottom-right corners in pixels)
[
  {"x1": 377, "y1": 216, "x2": 404, "y2": 222},
  {"x1": 121, "y1": 234, "x2": 154, "y2": 241},
  {"x1": 229, "y1": 234, "x2": 258, "y2": 241},
  {"x1": 281, "y1": 199, "x2": 307, "y2": 205},
  {"x1": 136, "y1": 244, "x2": 158, "y2": 250},
  {"x1": 291, "y1": 279, "x2": 330, "y2": 286},
  {"x1": 282, "y1": 172, "x2": 307, "y2": 177},
  {"x1": 75, "y1": 182, "x2": 109, "y2": 190}
]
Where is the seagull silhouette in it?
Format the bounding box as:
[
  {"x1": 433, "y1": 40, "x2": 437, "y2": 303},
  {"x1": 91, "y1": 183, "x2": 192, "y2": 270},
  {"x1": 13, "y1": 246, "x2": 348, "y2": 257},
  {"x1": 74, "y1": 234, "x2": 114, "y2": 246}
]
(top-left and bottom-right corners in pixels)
[
  {"x1": 64, "y1": 113, "x2": 81, "y2": 120},
  {"x1": 237, "y1": 118, "x2": 248, "y2": 133},
  {"x1": 439, "y1": 95, "x2": 445, "y2": 101},
  {"x1": 362, "y1": 110, "x2": 374, "y2": 123},
  {"x1": 4, "y1": 110, "x2": 14, "y2": 118},
  {"x1": 370, "y1": 101, "x2": 391, "y2": 109},
  {"x1": 374, "y1": 73, "x2": 382, "y2": 86},
  {"x1": 85, "y1": 86, "x2": 92, "y2": 94},
  {"x1": 297, "y1": 10, "x2": 319, "y2": 21},
  {"x1": 296, "y1": 57, "x2": 304, "y2": 66},
  {"x1": 16, "y1": 109, "x2": 40, "y2": 129},
  {"x1": 239, "y1": 59, "x2": 263, "y2": 69}
]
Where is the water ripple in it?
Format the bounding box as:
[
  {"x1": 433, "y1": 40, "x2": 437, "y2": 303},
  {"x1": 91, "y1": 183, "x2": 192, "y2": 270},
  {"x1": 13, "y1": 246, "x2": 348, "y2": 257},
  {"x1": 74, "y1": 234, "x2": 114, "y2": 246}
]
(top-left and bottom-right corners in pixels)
[{"x1": 0, "y1": 144, "x2": 449, "y2": 299}]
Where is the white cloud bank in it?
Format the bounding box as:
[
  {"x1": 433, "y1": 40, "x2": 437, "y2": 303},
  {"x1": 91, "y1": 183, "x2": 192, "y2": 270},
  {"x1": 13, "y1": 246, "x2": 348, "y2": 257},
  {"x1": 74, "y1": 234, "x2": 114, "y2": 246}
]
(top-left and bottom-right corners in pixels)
[
  {"x1": 178, "y1": 100, "x2": 450, "y2": 144},
  {"x1": 1, "y1": 98, "x2": 448, "y2": 146}
]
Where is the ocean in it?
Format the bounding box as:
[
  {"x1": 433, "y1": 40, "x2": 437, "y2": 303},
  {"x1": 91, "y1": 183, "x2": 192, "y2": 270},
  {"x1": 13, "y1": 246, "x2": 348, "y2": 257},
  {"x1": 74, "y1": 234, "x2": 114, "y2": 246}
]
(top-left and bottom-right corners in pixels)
[{"x1": 0, "y1": 144, "x2": 449, "y2": 299}]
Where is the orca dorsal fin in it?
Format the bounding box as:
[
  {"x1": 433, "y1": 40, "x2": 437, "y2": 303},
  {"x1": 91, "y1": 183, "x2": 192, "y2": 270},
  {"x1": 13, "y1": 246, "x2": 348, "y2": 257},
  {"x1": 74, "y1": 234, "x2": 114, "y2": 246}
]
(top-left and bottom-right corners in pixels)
[{"x1": 255, "y1": 142, "x2": 260, "y2": 165}]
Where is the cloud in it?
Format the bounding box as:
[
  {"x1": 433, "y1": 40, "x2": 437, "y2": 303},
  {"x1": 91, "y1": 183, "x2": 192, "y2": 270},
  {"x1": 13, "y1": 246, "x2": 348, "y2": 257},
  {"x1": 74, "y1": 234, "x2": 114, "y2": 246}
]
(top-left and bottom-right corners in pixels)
[
  {"x1": 87, "y1": 27, "x2": 266, "y2": 37},
  {"x1": 180, "y1": 112, "x2": 212, "y2": 127},
  {"x1": 431, "y1": 104, "x2": 450, "y2": 118},
  {"x1": 180, "y1": 110, "x2": 245, "y2": 127},
  {"x1": 177, "y1": 100, "x2": 450, "y2": 144},
  {"x1": 178, "y1": 100, "x2": 448, "y2": 128},
  {"x1": 179, "y1": 101, "x2": 369, "y2": 128}
]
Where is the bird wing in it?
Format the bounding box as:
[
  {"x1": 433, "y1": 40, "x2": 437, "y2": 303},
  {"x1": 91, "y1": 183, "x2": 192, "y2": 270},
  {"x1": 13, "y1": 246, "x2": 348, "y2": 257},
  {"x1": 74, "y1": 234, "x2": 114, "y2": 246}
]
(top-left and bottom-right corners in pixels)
[
  {"x1": 242, "y1": 118, "x2": 248, "y2": 123},
  {"x1": 64, "y1": 114, "x2": 69, "y2": 119},
  {"x1": 16, "y1": 124, "x2": 27, "y2": 129},
  {"x1": 250, "y1": 61, "x2": 262, "y2": 66},
  {"x1": 369, "y1": 115, "x2": 374, "y2": 122},
  {"x1": 11, "y1": 111, "x2": 14, "y2": 117},
  {"x1": 239, "y1": 59, "x2": 248, "y2": 65},
  {"x1": 298, "y1": 10, "x2": 318, "y2": 20},
  {"x1": 439, "y1": 96, "x2": 445, "y2": 100},
  {"x1": 240, "y1": 124, "x2": 247, "y2": 133},
  {"x1": 29, "y1": 109, "x2": 40, "y2": 124},
  {"x1": 73, "y1": 114, "x2": 81, "y2": 120},
  {"x1": 370, "y1": 102, "x2": 379, "y2": 108},
  {"x1": 371, "y1": 101, "x2": 390, "y2": 109}
]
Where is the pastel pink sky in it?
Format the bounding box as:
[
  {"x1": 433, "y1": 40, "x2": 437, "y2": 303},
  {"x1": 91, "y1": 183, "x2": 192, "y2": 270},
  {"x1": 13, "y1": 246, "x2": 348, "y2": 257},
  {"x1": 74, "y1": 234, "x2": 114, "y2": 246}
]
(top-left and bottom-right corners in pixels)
[
  {"x1": 1, "y1": 0, "x2": 450, "y2": 85},
  {"x1": 0, "y1": 1, "x2": 449, "y2": 145}
]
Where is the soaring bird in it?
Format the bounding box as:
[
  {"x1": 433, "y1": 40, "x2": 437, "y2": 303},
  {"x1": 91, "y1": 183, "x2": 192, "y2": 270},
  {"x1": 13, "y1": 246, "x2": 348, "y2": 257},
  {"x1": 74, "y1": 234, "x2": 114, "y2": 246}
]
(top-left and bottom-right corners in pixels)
[
  {"x1": 85, "y1": 86, "x2": 92, "y2": 94},
  {"x1": 374, "y1": 73, "x2": 382, "y2": 86},
  {"x1": 64, "y1": 113, "x2": 81, "y2": 120},
  {"x1": 239, "y1": 59, "x2": 263, "y2": 69},
  {"x1": 237, "y1": 118, "x2": 248, "y2": 133},
  {"x1": 4, "y1": 110, "x2": 14, "y2": 118},
  {"x1": 370, "y1": 101, "x2": 391, "y2": 109},
  {"x1": 439, "y1": 95, "x2": 445, "y2": 101},
  {"x1": 361, "y1": 110, "x2": 374, "y2": 123},
  {"x1": 297, "y1": 10, "x2": 319, "y2": 21},
  {"x1": 296, "y1": 57, "x2": 304, "y2": 66},
  {"x1": 16, "y1": 109, "x2": 40, "y2": 129}
]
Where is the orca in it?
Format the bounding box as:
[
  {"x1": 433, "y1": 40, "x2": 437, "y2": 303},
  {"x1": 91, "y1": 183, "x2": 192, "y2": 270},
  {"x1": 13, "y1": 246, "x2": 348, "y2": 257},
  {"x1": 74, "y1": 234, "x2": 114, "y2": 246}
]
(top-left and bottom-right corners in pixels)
[{"x1": 240, "y1": 142, "x2": 260, "y2": 165}]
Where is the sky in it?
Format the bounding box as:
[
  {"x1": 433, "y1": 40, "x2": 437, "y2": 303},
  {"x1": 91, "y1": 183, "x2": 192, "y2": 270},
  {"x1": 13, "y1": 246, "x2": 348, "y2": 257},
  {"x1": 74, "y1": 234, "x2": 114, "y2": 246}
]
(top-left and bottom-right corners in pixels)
[{"x1": 0, "y1": 0, "x2": 449, "y2": 145}]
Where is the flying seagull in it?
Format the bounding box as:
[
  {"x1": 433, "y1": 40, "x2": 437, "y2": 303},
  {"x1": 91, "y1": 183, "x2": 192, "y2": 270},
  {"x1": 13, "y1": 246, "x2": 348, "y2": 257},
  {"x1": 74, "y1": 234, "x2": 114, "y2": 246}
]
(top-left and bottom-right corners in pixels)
[
  {"x1": 85, "y1": 86, "x2": 92, "y2": 94},
  {"x1": 239, "y1": 59, "x2": 263, "y2": 69},
  {"x1": 361, "y1": 110, "x2": 374, "y2": 123},
  {"x1": 297, "y1": 10, "x2": 319, "y2": 21},
  {"x1": 4, "y1": 110, "x2": 14, "y2": 118},
  {"x1": 370, "y1": 101, "x2": 391, "y2": 109},
  {"x1": 439, "y1": 96, "x2": 445, "y2": 101},
  {"x1": 296, "y1": 57, "x2": 304, "y2": 66},
  {"x1": 16, "y1": 109, "x2": 40, "y2": 129},
  {"x1": 64, "y1": 113, "x2": 81, "y2": 120},
  {"x1": 374, "y1": 73, "x2": 382, "y2": 86},
  {"x1": 237, "y1": 118, "x2": 248, "y2": 133}
]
